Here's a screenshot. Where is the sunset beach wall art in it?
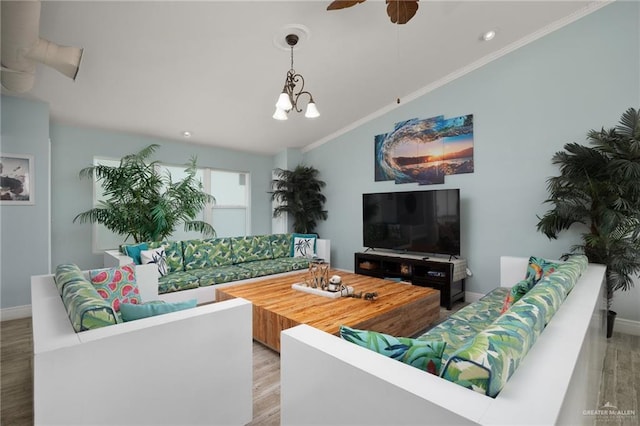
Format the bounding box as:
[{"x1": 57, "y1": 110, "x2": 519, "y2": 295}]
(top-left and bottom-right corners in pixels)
[{"x1": 375, "y1": 114, "x2": 474, "y2": 185}]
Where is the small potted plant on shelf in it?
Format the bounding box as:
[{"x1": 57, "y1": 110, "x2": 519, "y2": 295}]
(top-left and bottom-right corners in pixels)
[
  {"x1": 536, "y1": 107, "x2": 640, "y2": 337},
  {"x1": 74, "y1": 144, "x2": 215, "y2": 243}
]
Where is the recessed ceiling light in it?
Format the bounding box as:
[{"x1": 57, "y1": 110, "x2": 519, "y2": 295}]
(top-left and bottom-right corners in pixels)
[
  {"x1": 481, "y1": 30, "x2": 496, "y2": 41},
  {"x1": 182, "y1": 131, "x2": 192, "y2": 138}
]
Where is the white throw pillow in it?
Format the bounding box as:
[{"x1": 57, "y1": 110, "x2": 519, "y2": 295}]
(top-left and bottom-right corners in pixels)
[
  {"x1": 140, "y1": 248, "x2": 168, "y2": 276},
  {"x1": 292, "y1": 235, "x2": 317, "y2": 258}
]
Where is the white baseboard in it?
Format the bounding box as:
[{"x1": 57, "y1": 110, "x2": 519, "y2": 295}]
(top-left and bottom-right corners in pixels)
[
  {"x1": 614, "y1": 317, "x2": 640, "y2": 336},
  {"x1": 0, "y1": 304, "x2": 32, "y2": 321}
]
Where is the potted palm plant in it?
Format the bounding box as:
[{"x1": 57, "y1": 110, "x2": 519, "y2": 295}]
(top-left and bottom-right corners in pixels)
[
  {"x1": 271, "y1": 164, "x2": 328, "y2": 234},
  {"x1": 536, "y1": 107, "x2": 640, "y2": 337},
  {"x1": 74, "y1": 144, "x2": 215, "y2": 242}
]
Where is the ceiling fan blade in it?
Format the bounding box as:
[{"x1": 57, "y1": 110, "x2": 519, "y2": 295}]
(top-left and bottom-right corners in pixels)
[
  {"x1": 327, "y1": 0, "x2": 367, "y2": 11},
  {"x1": 386, "y1": 0, "x2": 419, "y2": 24}
]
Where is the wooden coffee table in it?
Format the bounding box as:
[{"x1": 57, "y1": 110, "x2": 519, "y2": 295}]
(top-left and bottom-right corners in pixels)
[{"x1": 216, "y1": 269, "x2": 440, "y2": 352}]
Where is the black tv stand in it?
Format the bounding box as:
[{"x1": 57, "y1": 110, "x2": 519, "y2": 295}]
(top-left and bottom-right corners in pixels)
[{"x1": 354, "y1": 252, "x2": 467, "y2": 309}]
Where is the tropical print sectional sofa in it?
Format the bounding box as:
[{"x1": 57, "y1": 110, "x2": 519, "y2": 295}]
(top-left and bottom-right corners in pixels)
[
  {"x1": 32, "y1": 264, "x2": 253, "y2": 425},
  {"x1": 280, "y1": 255, "x2": 606, "y2": 425},
  {"x1": 53, "y1": 263, "x2": 124, "y2": 331},
  {"x1": 123, "y1": 233, "x2": 316, "y2": 295},
  {"x1": 423, "y1": 255, "x2": 586, "y2": 396},
  {"x1": 51, "y1": 233, "x2": 321, "y2": 333},
  {"x1": 342, "y1": 255, "x2": 587, "y2": 398}
]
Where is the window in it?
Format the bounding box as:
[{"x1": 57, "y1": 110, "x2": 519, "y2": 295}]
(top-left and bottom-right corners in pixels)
[
  {"x1": 209, "y1": 170, "x2": 249, "y2": 238},
  {"x1": 92, "y1": 157, "x2": 250, "y2": 252},
  {"x1": 157, "y1": 164, "x2": 206, "y2": 242}
]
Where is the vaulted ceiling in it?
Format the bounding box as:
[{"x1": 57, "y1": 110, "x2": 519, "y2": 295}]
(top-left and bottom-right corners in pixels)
[{"x1": 5, "y1": 1, "x2": 605, "y2": 155}]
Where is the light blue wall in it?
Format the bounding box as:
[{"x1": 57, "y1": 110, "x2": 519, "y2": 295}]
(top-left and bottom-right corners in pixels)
[
  {"x1": 272, "y1": 148, "x2": 304, "y2": 233},
  {"x1": 273, "y1": 148, "x2": 302, "y2": 170},
  {"x1": 304, "y1": 2, "x2": 640, "y2": 319},
  {"x1": 1, "y1": 96, "x2": 51, "y2": 309},
  {"x1": 50, "y1": 124, "x2": 275, "y2": 270}
]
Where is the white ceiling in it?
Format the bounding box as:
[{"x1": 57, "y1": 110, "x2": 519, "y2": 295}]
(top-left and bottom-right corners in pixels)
[{"x1": 9, "y1": 1, "x2": 605, "y2": 155}]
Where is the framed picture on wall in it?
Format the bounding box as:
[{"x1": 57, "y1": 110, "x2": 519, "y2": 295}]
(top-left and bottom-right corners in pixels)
[{"x1": 0, "y1": 153, "x2": 34, "y2": 205}]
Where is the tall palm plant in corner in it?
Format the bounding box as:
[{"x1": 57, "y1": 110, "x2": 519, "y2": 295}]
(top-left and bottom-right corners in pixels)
[
  {"x1": 536, "y1": 108, "x2": 640, "y2": 327},
  {"x1": 74, "y1": 144, "x2": 215, "y2": 242},
  {"x1": 271, "y1": 165, "x2": 328, "y2": 234}
]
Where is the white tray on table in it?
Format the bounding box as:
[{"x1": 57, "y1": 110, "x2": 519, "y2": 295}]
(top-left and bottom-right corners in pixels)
[{"x1": 291, "y1": 283, "x2": 354, "y2": 299}]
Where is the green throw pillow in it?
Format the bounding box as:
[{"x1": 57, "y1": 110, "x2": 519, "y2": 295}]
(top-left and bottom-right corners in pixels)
[
  {"x1": 501, "y1": 256, "x2": 560, "y2": 314},
  {"x1": 119, "y1": 299, "x2": 197, "y2": 322},
  {"x1": 525, "y1": 256, "x2": 559, "y2": 286},
  {"x1": 339, "y1": 325, "x2": 446, "y2": 375},
  {"x1": 500, "y1": 278, "x2": 531, "y2": 313},
  {"x1": 122, "y1": 243, "x2": 149, "y2": 265}
]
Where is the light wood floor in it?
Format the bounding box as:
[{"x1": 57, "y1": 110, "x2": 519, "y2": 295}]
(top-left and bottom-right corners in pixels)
[
  {"x1": 2, "y1": 312, "x2": 638, "y2": 426},
  {"x1": 596, "y1": 332, "x2": 640, "y2": 426}
]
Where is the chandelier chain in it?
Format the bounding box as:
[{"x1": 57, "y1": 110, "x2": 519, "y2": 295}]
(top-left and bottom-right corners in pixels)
[{"x1": 290, "y1": 46, "x2": 294, "y2": 71}]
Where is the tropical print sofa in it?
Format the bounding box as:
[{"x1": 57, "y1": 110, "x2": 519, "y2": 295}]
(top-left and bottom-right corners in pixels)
[
  {"x1": 33, "y1": 265, "x2": 253, "y2": 425},
  {"x1": 53, "y1": 262, "x2": 198, "y2": 332},
  {"x1": 122, "y1": 233, "x2": 315, "y2": 295},
  {"x1": 53, "y1": 263, "x2": 120, "y2": 331},
  {"x1": 342, "y1": 255, "x2": 588, "y2": 398}
]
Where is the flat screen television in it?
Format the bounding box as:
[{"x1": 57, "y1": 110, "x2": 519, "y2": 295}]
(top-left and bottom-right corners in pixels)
[{"x1": 362, "y1": 189, "x2": 460, "y2": 256}]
